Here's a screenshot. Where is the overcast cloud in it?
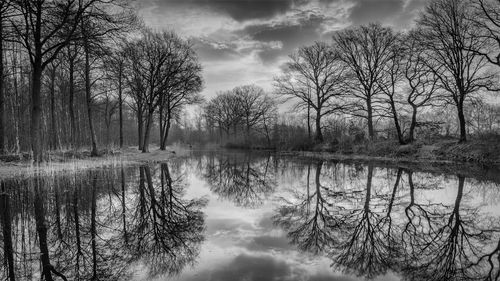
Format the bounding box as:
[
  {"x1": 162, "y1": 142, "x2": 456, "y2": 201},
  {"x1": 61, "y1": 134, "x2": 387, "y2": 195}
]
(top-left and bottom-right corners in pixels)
[{"x1": 138, "y1": 0, "x2": 430, "y2": 98}]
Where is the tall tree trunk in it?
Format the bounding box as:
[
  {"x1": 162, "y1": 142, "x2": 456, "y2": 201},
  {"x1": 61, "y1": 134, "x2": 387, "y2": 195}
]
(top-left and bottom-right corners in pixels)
[
  {"x1": 457, "y1": 99, "x2": 467, "y2": 143},
  {"x1": 160, "y1": 110, "x2": 171, "y2": 150},
  {"x1": 307, "y1": 103, "x2": 311, "y2": 141},
  {"x1": 0, "y1": 183, "x2": 15, "y2": 281},
  {"x1": 31, "y1": 58, "x2": 44, "y2": 163},
  {"x1": 314, "y1": 110, "x2": 323, "y2": 143},
  {"x1": 409, "y1": 105, "x2": 418, "y2": 142},
  {"x1": 49, "y1": 67, "x2": 58, "y2": 150},
  {"x1": 142, "y1": 112, "x2": 153, "y2": 153},
  {"x1": 68, "y1": 51, "x2": 76, "y2": 148},
  {"x1": 0, "y1": 18, "x2": 5, "y2": 155},
  {"x1": 83, "y1": 33, "x2": 98, "y2": 156},
  {"x1": 10, "y1": 46, "x2": 21, "y2": 153},
  {"x1": 118, "y1": 69, "x2": 124, "y2": 148},
  {"x1": 389, "y1": 99, "x2": 404, "y2": 144},
  {"x1": 137, "y1": 109, "x2": 144, "y2": 150},
  {"x1": 367, "y1": 97, "x2": 374, "y2": 141},
  {"x1": 159, "y1": 97, "x2": 164, "y2": 149}
]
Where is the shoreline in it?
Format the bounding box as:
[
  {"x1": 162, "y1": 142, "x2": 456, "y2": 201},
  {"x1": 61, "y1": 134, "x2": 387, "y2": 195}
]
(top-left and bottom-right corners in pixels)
[
  {"x1": 0, "y1": 146, "x2": 184, "y2": 180},
  {"x1": 277, "y1": 150, "x2": 500, "y2": 183},
  {"x1": 1, "y1": 142, "x2": 499, "y2": 182}
]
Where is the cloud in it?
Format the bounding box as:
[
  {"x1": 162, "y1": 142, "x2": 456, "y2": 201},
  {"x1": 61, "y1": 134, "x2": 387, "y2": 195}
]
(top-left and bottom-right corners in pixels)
[
  {"x1": 138, "y1": 0, "x2": 431, "y2": 99},
  {"x1": 182, "y1": 253, "x2": 358, "y2": 281},
  {"x1": 149, "y1": 0, "x2": 308, "y2": 22},
  {"x1": 348, "y1": 0, "x2": 405, "y2": 25}
]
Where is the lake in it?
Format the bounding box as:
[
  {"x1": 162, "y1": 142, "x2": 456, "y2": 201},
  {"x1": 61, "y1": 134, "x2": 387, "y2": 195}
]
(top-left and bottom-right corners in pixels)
[{"x1": 1, "y1": 151, "x2": 500, "y2": 281}]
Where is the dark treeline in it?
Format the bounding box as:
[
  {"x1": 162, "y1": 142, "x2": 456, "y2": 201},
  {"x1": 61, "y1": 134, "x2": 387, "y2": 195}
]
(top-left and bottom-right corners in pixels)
[
  {"x1": 173, "y1": 0, "x2": 500, "y2": 150},
  {"x1": 0, "y1": 0, "x2": 203, "y2": 162}
]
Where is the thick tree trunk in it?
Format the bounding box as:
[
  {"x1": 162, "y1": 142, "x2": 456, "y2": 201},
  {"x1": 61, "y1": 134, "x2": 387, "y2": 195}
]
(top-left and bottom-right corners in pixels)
[
  {"x1": 142, "y1": 112, "x2": 153, "y2": 153},
  {"x1": 389, "y1": 99, "x2": 404, "y2": 144},
  {"x1": 457, "y1": 100, "x2": 467, "y2": 143},
  {"x1": 84, "y1": 34, "x2": 98, "y2": 156},
  {"x1": 367, "y1": 98, "x2": 374, "y2": 141},
  {"x1": 307, "y1": 103, "x2": 311, "y2": 141},
  {"x1": 31, "y1": 59, "x2": 44, "y2": 163},
  {"x1": 314, "y1": 110, "x2": 323, "y2": 143},
  {"x1": 137, "y1": 109, "x2": 144, "y2": 150},
  {"x1": 160, "y1": 111, "x2": 171, "y2": 150},
  {"x1": 10, "y1": 48, "x2": 20, "y2": 153},
  {"x1": 409, "y1": 105, "x2": 418, "y2": 142}
]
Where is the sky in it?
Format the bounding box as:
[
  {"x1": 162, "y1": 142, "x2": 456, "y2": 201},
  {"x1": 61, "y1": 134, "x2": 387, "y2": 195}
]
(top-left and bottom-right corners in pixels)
[{"x1": 137, "y1": 0, "x2": 430, "y2": 99}]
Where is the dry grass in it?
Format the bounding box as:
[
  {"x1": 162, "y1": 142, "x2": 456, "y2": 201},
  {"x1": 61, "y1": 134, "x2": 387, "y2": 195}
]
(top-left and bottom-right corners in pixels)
[{"x1": 0, "y1": 145, "x2": 187, "y2": 180}]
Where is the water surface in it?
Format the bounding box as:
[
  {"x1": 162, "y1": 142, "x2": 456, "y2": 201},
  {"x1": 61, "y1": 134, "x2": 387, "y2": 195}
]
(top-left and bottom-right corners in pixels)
[{"x1": 1, "y1": 151, "x2": 500, "y2": 280}]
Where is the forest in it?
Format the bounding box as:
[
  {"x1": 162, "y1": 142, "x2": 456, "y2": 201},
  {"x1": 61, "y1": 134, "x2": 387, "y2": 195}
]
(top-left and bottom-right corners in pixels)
[{"x1": 0, "y1": 0, "x2": 499, "y2": 163}]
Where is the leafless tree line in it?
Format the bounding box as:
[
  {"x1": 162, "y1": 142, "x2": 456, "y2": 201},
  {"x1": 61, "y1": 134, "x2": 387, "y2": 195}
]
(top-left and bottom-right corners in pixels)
[
  {"x1": 196, "y1": 0, "x2": 500, "y2": 148},
  {"x1": 0, "y1": 0, "x2": 203, "y2": 162},
  {"x1": 276, "y1": 0, "x2": 500, "y2": 144}
]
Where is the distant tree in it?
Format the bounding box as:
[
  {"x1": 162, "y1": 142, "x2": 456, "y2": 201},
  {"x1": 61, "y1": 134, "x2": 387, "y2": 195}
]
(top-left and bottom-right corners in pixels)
[
  {"x1": 233, "y1": 85, "x2": 275, "y2": 140},
  {"x1": 416, "y1": 0, "x2": 497, "y2": 142},
  {"x1": 333, "y1": 23, "x2": 398, "y2": 140},
  {"x1": 274, "y1": 42, "x2": 346, "y2": 143},
  {"x1": 204, "y1": 91, "x2": 243, "y2": 138}
]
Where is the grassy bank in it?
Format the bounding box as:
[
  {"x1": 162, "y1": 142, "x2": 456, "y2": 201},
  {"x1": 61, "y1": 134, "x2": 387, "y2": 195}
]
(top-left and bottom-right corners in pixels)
[{"x1": 0, "y1": 145, "x2": 185, "y2": 179}]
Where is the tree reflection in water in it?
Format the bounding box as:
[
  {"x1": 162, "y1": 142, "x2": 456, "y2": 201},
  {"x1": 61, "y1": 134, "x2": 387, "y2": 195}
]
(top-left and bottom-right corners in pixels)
[
  {"x1": 1, "y1": 155, "x2": 500, "y2": 281},
  {"x1": 0, "y1": 162, "x2": 206, "y2": 281},
  {"x1": 202, "y1": 152, "x2": 276, "y2": 207},
  {"x1": 128, "y1": 164, "x2": 207, "y2": 277},
  {"x1": 274, "y1": 161, "x2": 500, "y2": 280}
]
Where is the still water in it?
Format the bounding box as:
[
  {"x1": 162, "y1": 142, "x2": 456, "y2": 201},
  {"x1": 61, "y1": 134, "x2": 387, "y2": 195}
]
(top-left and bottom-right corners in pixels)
[{"x1": 1, "y1": 151, "x2": 500, "y2": 281}]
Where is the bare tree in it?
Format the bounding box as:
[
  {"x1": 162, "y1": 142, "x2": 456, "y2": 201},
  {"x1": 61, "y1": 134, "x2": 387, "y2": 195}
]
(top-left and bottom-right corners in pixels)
[
  {"x1": 473, "y1": 0, "x2": 500, "y2": 69},
  {"x1": 204, "y1": 91, "x2": 243, "y2": 139},
  {"x1": 0, "y1": 0, "x2": 14, "y2": 154},
  {"x1": 377, "y1": 32, "x2": 406, "y2": 144},
  {"x1": 234, "y1": 85, "x2": 275, "y2": 139},
  {"x1": 125, "y1": 30, "x2": 190, "y2": 152},
  {"x1": 158, "y1": 39, "x2": 203, "y2": 150},
  {"x1": 11, "y1": 0, "x2": 90, "y2": 162},
  {"x1": 274, "y1": 42, "x2": 346, "y2": 143},
  {"x1": 333, "y1": 23, "x2": 398, "y2": 140},
  {"x1": 416, "y1": 0, "x2": 497, "y2": 142},
  {"x1": 402, "y1": 31, "x2": 441, "y2": 142}
]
